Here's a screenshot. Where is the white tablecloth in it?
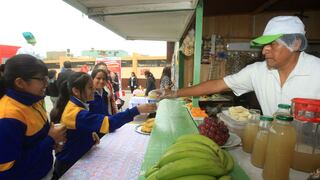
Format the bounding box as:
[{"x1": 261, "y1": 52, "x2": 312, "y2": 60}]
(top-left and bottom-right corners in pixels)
[{"x1": 61, "y1": 124, "x2": 150, "y2": 180}]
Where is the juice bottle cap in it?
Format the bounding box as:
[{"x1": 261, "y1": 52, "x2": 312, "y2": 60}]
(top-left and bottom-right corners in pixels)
[
  {"x1": 260, "y1": 115, "x2": 273, "y2": 121},
  {"x1": 278, "y1": 104, "x2": 291, "y2": 109},
  {"x1": 276, "y1": 115, "x2": 293, "y2": 121}
]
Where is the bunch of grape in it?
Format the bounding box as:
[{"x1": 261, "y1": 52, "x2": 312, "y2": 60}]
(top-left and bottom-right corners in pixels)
[{"x1": 198, "y1": 117, "x2": 230, "y2": 146}]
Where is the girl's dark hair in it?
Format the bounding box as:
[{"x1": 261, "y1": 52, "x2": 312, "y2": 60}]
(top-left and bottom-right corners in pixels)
[
  {"x1": 48, "y1": 70, "x2": 57, "y2": 79},
  {"x1": 0, "y1": 54, "x2": 48, "y2": 98},
  {"x1": 91, "y1": 69, "x2": 107, "y2": 80},
  {"x1": 144, "y1": 70, "x2": 151, "y2": 77},
  {"x1": 50, "y1": 72, "x2": 91, "y2": 123},
  {"x1": 93, "y1": 62, "x2": 107, "y2": 71},
  {"x1": 160, "y1": 66, "x2": 171, "y2": 82},
  {"x1": 131, "y1": 72, "x2": 136, "y2": 77}
]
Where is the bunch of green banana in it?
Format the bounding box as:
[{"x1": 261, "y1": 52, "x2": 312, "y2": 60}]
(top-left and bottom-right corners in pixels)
[{"x1": 144, "y1": 134, "x2": 235, "y2": 180}]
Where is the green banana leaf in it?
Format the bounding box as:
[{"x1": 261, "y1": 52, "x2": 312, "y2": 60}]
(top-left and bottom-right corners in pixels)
[{"x1": 138, "y1": 99, "x2": 250, "y2": 180}]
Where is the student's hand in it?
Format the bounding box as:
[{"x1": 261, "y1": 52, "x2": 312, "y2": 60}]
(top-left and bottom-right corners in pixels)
[
  {"x1": 149, "y1": 89, "x2": 178, "y2": 99},
  {"x1": 92, "y1": 132, "x2": 100, "y2": 145},
  {"x1": 48, "y1": 123, "x2": 67, "y2": 145},
  {"x1": 53, "y1": 143, "x2": 64, "y2": 153},
  {"x1": 137, "y1": 104, "x2": 157, "y2": 113}
]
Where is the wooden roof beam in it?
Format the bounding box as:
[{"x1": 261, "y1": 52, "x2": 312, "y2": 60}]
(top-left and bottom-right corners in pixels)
[{"x1": 252, "y1": 0, "x2": 280, "y2": 14}]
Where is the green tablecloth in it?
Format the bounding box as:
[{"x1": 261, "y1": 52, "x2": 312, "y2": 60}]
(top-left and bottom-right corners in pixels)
[{"x1": 139, "y1": 99, "x2": 249, "y2": 180}]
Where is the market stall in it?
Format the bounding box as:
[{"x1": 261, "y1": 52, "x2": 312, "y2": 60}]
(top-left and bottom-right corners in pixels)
[{"x1": 62, "y1": 99, "x2": 312, "y2": 179}]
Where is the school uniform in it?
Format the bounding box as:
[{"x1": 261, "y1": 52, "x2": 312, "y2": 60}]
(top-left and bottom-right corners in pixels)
[
  {"x1": 0, "y1": 88, "x2": 54, "y2": 179},
  {"x1": 52, "y1": 96, "x2": 139, "y2": 179}
]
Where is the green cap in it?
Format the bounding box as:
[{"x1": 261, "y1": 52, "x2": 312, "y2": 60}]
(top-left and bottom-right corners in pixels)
[
  {"x1": 250, "y1": 34, "x2": 283, "y2": 47},
  {"x1": 278, "y1": 104, "x2": 291, "y2": 109},
  {"x1": 260, "y1": 115, "x2": 273, "y2": 121},
  {"x1": 276, "y1": 115, "x2": 293, "y2": 121}
]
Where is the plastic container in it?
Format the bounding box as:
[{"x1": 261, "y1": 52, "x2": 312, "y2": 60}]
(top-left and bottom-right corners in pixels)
[
  {"x1": 251, "y1": 115, "x2": 273, "y2": 168},
  {"x1": 263, "y1": 115, "x2": 296, "y2": 180},
  {"x1": 217, "y1": 112, "x2": 247, "y2": 139},
  {"x1": 291, "y1": 98, "x2": 320, "y2": 172}
]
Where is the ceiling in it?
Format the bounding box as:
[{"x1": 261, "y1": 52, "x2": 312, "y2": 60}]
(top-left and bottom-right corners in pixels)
[
  {"x1": 63, "y1": 0, "x2": 199, "y2": 41},
  {"x1": 63, "y1": 0, "x2": 320, "y2": 41}
]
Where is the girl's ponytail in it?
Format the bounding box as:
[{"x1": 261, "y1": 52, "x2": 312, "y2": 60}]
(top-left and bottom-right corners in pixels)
[
  {"x1": 50, "y1": 80, "x2": 70, "y2": 123},
  {"x1": 0, "y1": 77, "x2": 5, "y2": 99}
]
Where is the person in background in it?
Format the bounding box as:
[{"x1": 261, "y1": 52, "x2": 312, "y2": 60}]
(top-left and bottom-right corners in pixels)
[
  {"x1": 160, "y1": 66, "x2": 173, "y2": 90},
  {"x1": 56, "y1": 61, "x2": 74, "y2": 91},
  {"x1": 128, "y1": 72, "x2": 138, "y2": 93},
  {"x1": 111, "y1": 72, "x2": 120, "y2": 100},
  {"x1": 16, "y1": 32, "x2": 43, "y2": 60},
  {"x1": 0, "y1": 54, "x2": 66, "y2": 179},
  {"x1": 80, "y1": 64, "x2": 90, "y2": 73},
  {"x1": 155, "y1": 16, "x2": 320, "y2": 116},
  {"x1": 144, "y1": 70, "x2": 156, "y2": 96},
  {"x1": 92, "y1": 62, "x2": 118, "y2": 115},
  {"x1": 0, "y1": 64, "x2": 4, "y2": 77},
  {"x1": 46, "y1": 70, "x2": 59, "y2": 106},
  {"x1": 49, "y1": 72, "x2": 156, "y2": 179},
  {"x1": 89, "y1": 69, "x2": 110, "y2": 116}
]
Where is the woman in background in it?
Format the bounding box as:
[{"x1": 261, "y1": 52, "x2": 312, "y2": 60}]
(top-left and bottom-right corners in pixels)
[
  {"x1": 160, "y1": 66, "x2": 173, "y2": 90},
  {"x1": 144, "y1": 70, "x2": 156, "y2": 96},
  {"x1": 128, "y1": 72, "x2": 138, "y2": 93}
]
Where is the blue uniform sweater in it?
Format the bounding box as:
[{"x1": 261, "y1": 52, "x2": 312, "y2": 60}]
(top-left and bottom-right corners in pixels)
[
  {"x1": 56, "y1": 96, "x2": 139, "y2": 164},
  {"x1": 0, "y1": 89, "x2": 54, "y2": 179}
]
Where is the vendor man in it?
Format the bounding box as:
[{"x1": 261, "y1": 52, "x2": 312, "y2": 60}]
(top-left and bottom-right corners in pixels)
[{"x1": 156, "y1": 16, "x2": 320, "y2": 115}]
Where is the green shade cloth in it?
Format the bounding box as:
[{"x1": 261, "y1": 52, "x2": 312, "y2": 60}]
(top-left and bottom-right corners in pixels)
[
  {"x1": 138, "y1": 99, "x2": 249, "y2": 180},
  {"x1": 251, "y1": 34, "x2": 283, "y2": 46}
]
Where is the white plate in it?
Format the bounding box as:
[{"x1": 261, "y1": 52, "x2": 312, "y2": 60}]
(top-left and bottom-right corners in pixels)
[
  {"x1": 221, "y1": 132, "x2": 241, "y2": 148},
  {"x1": 135, "y1": 125, "x2": 151, "y2": 135}
]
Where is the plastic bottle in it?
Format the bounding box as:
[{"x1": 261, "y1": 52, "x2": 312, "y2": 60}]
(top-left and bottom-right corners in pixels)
[
  {"x1": 263, "y1": 115, "x2": 296, "y2": 180},
  {"x1": 251, "y1": 115, "x2": 273, "y2": 168}
]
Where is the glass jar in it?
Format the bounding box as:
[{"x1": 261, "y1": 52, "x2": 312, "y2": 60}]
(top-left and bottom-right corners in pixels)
[
  {"x1": 273, "y1": 104, "x2": 291, "y2": 119},
  {"x1": 251, "y1": 115, "x2": 273, "y2": 168},
  {"x1": 242, "y1": 119, "x2": 259, "y2": 153},
  {"x1": 263, "y1": 115, "x2": 296, "y2": 180}
]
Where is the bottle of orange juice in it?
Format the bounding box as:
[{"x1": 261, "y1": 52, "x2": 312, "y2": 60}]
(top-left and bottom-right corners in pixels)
[
  {"x1": 251, "y1": 115, "x2": 273, "y2": 168},
  {"x1": 263, "y1": 115, "x2": 296, "y2": 180}
]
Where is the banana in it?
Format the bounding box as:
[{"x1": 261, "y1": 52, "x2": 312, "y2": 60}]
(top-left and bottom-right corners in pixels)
[
  {"x1": 146, "y1": 169, "x2": 159, "y2": 180},
  {"x1": 165, "y1": 141, "x2": 215, "y2": 156},
  {"x1": 218, "y1": 175, "x2": 232, "y2": 180},
  {"x1": 221, "y1": 150, "x2": 234, "y2": 173},
  {"x1": 175, "y1": 134, "x2": 225, "y2": 163},
  {"x1": 156, "y1": 157, "x2": 227, "y2": 180},
  {"x1": 176, "y1": 134, "x2": 219, "y2": 148},
  {"x1": 158, "y1": 150, "x2": 219, "y2": 167},
  {"x1": 173, "y1": 175, "x2": 217, "y2": 180},
  {"x1": 145, "y1": 165, "x2": 159, "y2": 178}
]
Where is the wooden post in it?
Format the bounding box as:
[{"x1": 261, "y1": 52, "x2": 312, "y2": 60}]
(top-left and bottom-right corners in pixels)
[{"x1": 192, "y1": 0, "x2": 203, "y2": 107}]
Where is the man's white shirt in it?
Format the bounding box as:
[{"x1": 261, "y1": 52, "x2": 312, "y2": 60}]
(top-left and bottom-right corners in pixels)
[{"x1": 224, "y1": 52, "x2": 320, "y2": 115}]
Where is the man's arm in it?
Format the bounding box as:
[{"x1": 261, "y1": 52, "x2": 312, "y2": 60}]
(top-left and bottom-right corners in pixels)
[{"x1": 177, "y1": 79, "x2": 229, "y2": 97}]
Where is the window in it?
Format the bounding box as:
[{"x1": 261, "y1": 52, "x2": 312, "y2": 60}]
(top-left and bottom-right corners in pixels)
[
  {"x1": 121, "y1": 60, "x2": 132, "y2": 67},
  {"x1": 137, "y1": 60, "x2": 167, "y2": 67}
]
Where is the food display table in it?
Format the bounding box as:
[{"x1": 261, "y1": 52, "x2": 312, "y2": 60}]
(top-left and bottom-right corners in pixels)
[
  {"x1": 61, "y1": 99, "x2": 310, "y2": 180},
  {"x1": 61, "y1": 124, "x2": 149, "y2": 180}
]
